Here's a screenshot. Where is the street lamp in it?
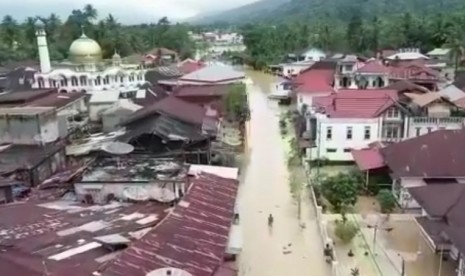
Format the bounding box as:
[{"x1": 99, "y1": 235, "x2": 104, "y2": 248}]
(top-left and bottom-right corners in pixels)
[{"x1": 367, "y1": 224, "x2": 394, "y2": 255}]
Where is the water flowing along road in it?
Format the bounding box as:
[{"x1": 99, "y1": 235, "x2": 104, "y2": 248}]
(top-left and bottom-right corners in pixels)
[{"x1": 237, "y1": 71, "x2": 332, "y2": 276}]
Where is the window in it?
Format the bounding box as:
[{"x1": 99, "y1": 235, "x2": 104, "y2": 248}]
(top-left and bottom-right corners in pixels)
[
  {"x1": 364, "y1": 126, "x2": 371, "y2": 140},
  {"x1": 427, "y1": 127, "x2": 432, "y2": 133},
  {"x1": 326, "y1": 126, "x2": 332, "y2": 140},
  {"x1": 346, "y1": 126, "x2": 353, "y2": 140},
  {"x1": 343, "y1": 148, "x2": 351, "y2": 153},
  {"x1": 95, "y1": 76, "x2": 101, "y2": 86},
  {"x1": 345, "y1": 65, "x2": 353, "y2": 72},
  {"x1": 416, "y1": 127, "x2": 421, "y2": 136},
  {"x1": 386, "y1": 107, "x2": 400, "y2": 118},
  {"x1": 326, "y1": 148, "x2": 337, "y2": 153},
  {"x1": 386, "y1": 126, "x2": 399, "y2": 138}
]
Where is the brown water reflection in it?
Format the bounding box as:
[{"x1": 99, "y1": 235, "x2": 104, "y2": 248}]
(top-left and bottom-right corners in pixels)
[{"x1": 237, "y1": 70, "x2": 331, "y2": 276}]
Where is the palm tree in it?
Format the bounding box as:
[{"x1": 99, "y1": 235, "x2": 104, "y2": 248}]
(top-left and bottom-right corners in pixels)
[
  {"x1": 2, "y1": 15, "x2": 19, "y2": 48},
  {"x1": 83, "y1": 4, "x2": 97, "y2": 22},
  {"x1": 444, "y1": 23, "x2": 465, "y2": 76}
]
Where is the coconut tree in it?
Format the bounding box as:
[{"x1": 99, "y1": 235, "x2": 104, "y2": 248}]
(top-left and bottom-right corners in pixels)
[{"x1": 444, "y1": 23, "x2": 465, "y2": 76}]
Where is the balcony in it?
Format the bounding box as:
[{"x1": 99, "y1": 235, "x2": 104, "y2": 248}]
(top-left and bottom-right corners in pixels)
[{"x1": 411, "y1": 117, "x2": 464, "y2": 125}]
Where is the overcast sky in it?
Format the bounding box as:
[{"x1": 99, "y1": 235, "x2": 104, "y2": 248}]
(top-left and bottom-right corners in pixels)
[{"x1": 1, "y1": 0, "x2": 259, "y2": 24}]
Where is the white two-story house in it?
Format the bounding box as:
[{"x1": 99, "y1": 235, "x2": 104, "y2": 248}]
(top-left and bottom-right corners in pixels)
[{"x1": 306, "y1": 89, "x2": 401, "y2": 161}]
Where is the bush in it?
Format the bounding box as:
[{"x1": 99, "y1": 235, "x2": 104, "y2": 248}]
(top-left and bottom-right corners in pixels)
[
  {"x1": 377, "y1": 189, "x2": 397, "y2": 214},
  {"x1": 335, "y1": 218, "x2": 359, "y2": 244}
]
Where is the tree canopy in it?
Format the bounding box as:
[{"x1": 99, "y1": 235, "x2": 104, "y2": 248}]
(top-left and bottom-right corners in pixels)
[
  {"x1": 241, "y1": 11, "x2": 465, "y2": 69},
  {"x1": 0, "y1": 5, "x2": 196, "y2": 65},
  {"x1": 320, "y1": 173, "x2": 359, "y2": 213}
]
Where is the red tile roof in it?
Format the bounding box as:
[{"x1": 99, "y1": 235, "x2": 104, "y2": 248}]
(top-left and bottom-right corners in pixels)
[
  {"x1": 312, "y1": 89, "x2": 398, "y2": 118},
  {"x1": 389, "y1": 63, "x2": 440, "y2": 82},
  {"x1": 102, "y1": 173, "x2": 240, "y2": 276},
  {"x1": 351, "y1": 148, "x2": 385, "y2": 171},
  {"x1": 293, "y1": 66, "x2": 335, "y2": 94},
  {"x1": 179, "y1": 60, "x2": 205, "y2": 74},
  {"x1": 356, "y1": 60, "x2": 390, "y2": 74},
  {"x1": 174, "y1": 84, "x2": 235, "y2": 97},
  {"x1": 381, "y1": 129, "x2": 465, "y2": 178}
]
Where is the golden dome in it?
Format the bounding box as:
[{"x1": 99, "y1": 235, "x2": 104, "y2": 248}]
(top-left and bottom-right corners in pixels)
[{"x1": 69, "y1": 33, "x2": 102, "y2": 64}]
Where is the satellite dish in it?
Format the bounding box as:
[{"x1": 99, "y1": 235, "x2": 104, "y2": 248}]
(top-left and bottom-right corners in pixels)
[
  {"x1": 146, "y1": 268, "x2": 193, "y2": 276},
  {"x1": 101, "y1": 142, "x2": 134, "y2": 169},
  {"x1": 101, "y1": 142, "x2": 134, "y2": 155}
]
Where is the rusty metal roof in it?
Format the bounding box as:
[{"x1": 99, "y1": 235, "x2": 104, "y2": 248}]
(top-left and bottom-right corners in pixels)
[
  {"x1": 102, "y1": 173, "x2": 240, "y2": 276},
  {"x1": 0, "y1": 199, "x2": 171, "y2": 276}
]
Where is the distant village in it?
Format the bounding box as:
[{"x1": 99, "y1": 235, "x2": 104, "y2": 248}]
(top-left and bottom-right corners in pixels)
[{"x1": 0, "y1": 25, "x2": 247, "y2": 276}]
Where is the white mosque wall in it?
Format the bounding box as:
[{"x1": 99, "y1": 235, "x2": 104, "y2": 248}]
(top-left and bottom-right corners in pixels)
[{"x1": 32, "y1": 68, "x2": 147, "y2": 93}]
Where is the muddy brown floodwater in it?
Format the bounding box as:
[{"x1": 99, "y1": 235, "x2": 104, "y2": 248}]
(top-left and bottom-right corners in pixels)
[{"x1": 237, "y1": 70, "x2": 332, "y2": 276}]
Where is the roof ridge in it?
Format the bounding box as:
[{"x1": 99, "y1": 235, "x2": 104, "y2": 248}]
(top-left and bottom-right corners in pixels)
[{"x1": 444, "y1": 186, "x2": 465, "y2": 222}]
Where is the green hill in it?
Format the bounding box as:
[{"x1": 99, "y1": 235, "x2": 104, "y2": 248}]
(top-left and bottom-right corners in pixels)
[
  {"x1": 192, "y1": 0, "x2": 465, "y2": 25},
  {"x1": 189, "y1": 0, "x2": 290, "y2": 25}
]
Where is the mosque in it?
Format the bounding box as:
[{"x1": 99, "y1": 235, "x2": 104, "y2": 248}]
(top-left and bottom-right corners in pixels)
[{"x1": 31, "y1": 24, "x2": 146, "y2": 93}]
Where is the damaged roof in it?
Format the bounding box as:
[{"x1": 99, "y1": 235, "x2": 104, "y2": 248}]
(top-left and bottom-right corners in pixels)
[
  {"x1": 0, "y1": 200, "x2": 171, "y2": 276},
  {"x1": 123, "y1": 96, "x2": 206, "y2": 126},
  {"x1": 381, "y1": 129, "x2": 465, "y2": 178},
  {"x1": 102, "y1": 173, "x2": 240, "y2": 276}
]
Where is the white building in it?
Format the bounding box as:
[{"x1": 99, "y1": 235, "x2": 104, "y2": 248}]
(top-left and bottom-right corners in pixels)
[
  {"x1": 307, "y1": 90, "x2": 396, "y2": 162},
  {"x1": 299, "y1": 48, "x2": 326, "y2": 62},
  {"x1": 31, "y1": 24, "x2": 146, "y2": 93}
]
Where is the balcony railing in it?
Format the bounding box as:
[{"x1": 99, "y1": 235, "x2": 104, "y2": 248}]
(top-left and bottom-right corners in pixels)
[{"x1": 411, "y1": 117, "x2": 464, "y2": 124}]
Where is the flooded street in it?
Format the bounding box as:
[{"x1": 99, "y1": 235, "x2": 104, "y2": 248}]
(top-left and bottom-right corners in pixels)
[{"x1": 237, "y1": 71, "x2": 331, "y2": 276}]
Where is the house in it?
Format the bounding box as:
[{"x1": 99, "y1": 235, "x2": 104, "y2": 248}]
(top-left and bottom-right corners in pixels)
[
  {"x1": 380, "y1": 129, "x2": 465, "y2": 209},
  {"x1": 177, "y1": 59, "x2": 205, "y2": 74},
  {"x1": 0, "y1": 142, "x2": 66, "y2": 186},
  {"x1": 74, "y1": 156, "x2": 187, "y2": 204},
  {"x1": 0, "y1": 107, "x2": 60, "y2": 145},
  {"x1": 120, "y1": 96, "x2": 218, "y2": 160},
  {"x1": 427, "y1": 48, "x2": 452, "y2": 63},
  {"x1": 306, "y1": 89, "x2": 399, "y2": 161},
  {"x1": 298, "y1": 48, "x2": 326, "y2": 62},
  {"x1": 408, "y1": 184, "x2": 465, "y2": 276},
  {"x1": 159, "y1": 65, "x2": 246, "y2": 86},
  {"x1": 389, "y1": 62, "x2": 442, "y2": 90},
  {"x1": 279, "y1": 60, "x2": 315, "y2": 78},
  {"x1": 293, "y1": 61, "x2": 337, "y2": 113},
  {"x1": 88, "y1": 90, "x2": 120, "y2": 121},
  {"x1": 173, "y1": 83, "x2": 235, "y2": 113},
  {"x1": 101, "y1": 100, "x2": 142, "y2": 133},
  {"x1": 385, "y1": 48, "x2": 430, "y2": 61},
  {"x1": 352, "y1": 60, "x2": 390, "y2": 89}
]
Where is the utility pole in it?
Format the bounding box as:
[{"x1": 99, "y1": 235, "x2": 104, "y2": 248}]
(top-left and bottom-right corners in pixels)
[{"x1": 367, "y1": 223, "x2": 393, "y2": 255}]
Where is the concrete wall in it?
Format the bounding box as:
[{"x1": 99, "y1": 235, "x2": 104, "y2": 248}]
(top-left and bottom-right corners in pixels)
[
  {"x1": 405, "y1": 116, "x2": 464, "y2": 139},
  {"x1": 0, "y1": 112, "x2": 59, "y2": 145},
  {"x1": 89, "y1": 103, "x2": 115, "y2": 122},
  {"x1": 102, "y1": 109, "x2": 133, "y2": 133},
  {"x1": 309, "y1": 117, "x2": 381, "y2": 161}
]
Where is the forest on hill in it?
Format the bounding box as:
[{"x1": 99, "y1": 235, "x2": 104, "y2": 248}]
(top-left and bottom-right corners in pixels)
[
  {"x1": 193, "y1": 0, "x2": 465, "y2": 25},
  {"x1": 240, "y1": 9, "x2": 465, "y2": 69},
  {"x1": 0, "y1": 4, "x2": 196, "y2": 65}
]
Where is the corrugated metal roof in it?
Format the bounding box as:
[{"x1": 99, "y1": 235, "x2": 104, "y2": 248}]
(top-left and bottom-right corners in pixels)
[
  {"x1": 181, "y1": 65, "x2": 245, "y2": 83},
  {"x1": 102, "y1": 173, "x2": 240, "y2": 276}
]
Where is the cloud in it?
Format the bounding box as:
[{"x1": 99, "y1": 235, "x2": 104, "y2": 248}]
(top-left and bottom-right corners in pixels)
[{"x1": 1, "y1": 0, "x2": 259, "y2": 24}]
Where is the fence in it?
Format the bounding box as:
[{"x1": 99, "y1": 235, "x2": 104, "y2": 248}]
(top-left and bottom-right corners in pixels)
[{"x1": 304, "y1": 159, "x2": 341, "y2": 276}]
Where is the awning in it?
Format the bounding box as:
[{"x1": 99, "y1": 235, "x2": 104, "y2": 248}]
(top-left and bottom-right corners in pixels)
[
  {"x1": 351, "y1": 148, "x2": 385, "y2": 171},
  {"x1": 226, "y1": 224, "x2": 242, "y2": 255}
]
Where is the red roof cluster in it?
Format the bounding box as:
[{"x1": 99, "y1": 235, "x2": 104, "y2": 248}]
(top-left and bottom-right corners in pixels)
[
  {"x1": 179, "y1": 60, "x2": 205, "y2": 74},
  {"x1": 102, "y1": 173, "x2": 240, "y2": 276},
  {"x1": 293, "y1": 67, "x2": 335, "y2": 94},
  {"x1": 312, "y1": 89, "x2": 398, "y2": 118},
  {"x1": 356, "y1": 60, "x2": 390, "y2": 74},
  {"x1": 389, "y1": 63, "x2": 440, "y2": 82}
]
